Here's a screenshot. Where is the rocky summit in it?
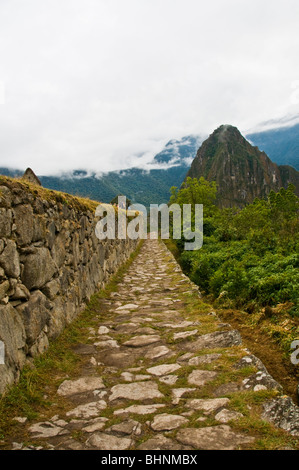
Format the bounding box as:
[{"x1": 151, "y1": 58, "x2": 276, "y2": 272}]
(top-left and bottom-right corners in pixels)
[
  {"x1": 3, "y1": 238, "x2": 299, "y2": 451},
  {"x1": 185, "y1": 125, "x2": 299, "y2": 207}
]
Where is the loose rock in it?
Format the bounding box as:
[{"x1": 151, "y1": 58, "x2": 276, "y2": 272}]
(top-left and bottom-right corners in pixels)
[
  {"x1": 109, "y1": 382, "x2": 164, "y2": 402},
  {"x1": 146, "y1": 363, "x2": 181, "y2": 376},
  {"x1": 66, "y1": 401, "x2": 107, "y2": 419},
  {"x1": 123, "y1": 335, "x2": 161, "y2": 348},
  {"x1": 57, "y1": 376, "x2": 105, "y2": 396},
  {"x1": 86, "y1": 432, "x2": 133, "y2": 450},
  {"x1": 187, "y1": 370, "x2": 218, "y2": 386},
  {"x1": 176, "y1": 426, "x2": 255, "y2": 450},
  {"x1": 150, "y1": 413, "x2": 189, "y2": 431}
]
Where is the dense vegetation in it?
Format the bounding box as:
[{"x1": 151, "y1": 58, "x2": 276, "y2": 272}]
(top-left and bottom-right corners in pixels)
[{"x1": 169, "y1": 177, "x2": 299, "y2": 317}]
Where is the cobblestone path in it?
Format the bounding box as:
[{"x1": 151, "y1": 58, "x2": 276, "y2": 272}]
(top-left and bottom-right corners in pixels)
[{"x1": 7, "y1": 239, "x2": 299, "y2": 450}]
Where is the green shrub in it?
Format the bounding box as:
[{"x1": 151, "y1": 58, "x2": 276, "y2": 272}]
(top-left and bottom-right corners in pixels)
[{"x1": 170, "y1": 180, "x2": 298, "y2": 314}]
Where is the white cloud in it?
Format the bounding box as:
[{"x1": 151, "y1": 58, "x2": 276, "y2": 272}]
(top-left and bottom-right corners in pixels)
[
  {"x1": 0, "y1": 0, "x2": 299, "y2": 174},
  {"x1": 0, "y1": 81, "x2": 5, "y2": 105}
]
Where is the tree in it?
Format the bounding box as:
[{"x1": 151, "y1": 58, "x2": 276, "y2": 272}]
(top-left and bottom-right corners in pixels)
[
  {"x1": 170, "y1": 177, "x2": 217, "y2": 211},
  {"x1": 268, "y1": 184, "x2": 298, "y2": 219}
]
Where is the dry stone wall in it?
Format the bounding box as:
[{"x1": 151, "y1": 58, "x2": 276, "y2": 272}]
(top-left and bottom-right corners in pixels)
[{"x1": 0, "y1": 179, "x2": 138, "y2": 394}]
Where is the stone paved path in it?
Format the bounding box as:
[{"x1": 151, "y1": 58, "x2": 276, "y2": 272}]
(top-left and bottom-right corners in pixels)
[{"x1": 8, "y1": 239, "x2": 299, "y2": 450}]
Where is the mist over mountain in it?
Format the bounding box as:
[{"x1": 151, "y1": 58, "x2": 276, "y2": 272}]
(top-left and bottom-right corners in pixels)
[
  {"x1": 0, "y1": 135, "x2": 202, "y2": 207},
  {"x1": 153, "y1": 135, "x2": 203, "y2": 165}
]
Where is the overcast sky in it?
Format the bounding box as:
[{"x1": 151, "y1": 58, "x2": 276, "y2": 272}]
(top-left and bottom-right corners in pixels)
[{"x1": 0, "y1": 0, "x2": 299, "y2": 175}]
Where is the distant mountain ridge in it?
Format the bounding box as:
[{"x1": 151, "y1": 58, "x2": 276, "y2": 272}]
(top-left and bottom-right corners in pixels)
[
  {"x1": 1, "y1": 120, "x2": 298, "y2": 207},
  {"x1": 247, "y1": 123, "x2": 299, "y2": 170},
  {"x1": 153, "y1": 135, "x2": 202, "y2": 165},
  {"x1": 0, "y1": 135, "x2": 202, "y2": 207},
  {"x1": 186, "y1": 125, "x2": 299, "y2": 207}
]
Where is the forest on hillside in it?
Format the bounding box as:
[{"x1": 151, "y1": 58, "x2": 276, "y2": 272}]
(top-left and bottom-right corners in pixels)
[{"x1": 168, "y1": 177, "x2": 299, "y2": 320}]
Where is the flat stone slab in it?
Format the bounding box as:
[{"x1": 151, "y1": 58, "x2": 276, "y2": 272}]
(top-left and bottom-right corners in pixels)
[
  {"x1": 135, "y1": 327, "x2": 156, "y2": 335},
  {"x1": 215, "y1": 409, "x2": 244, "y2": 423},
  {"x1": 82, "y1": 417, "x2": 109, "y2": 433},
  {"x1": 29, "y1": 422, "x2": 69, "y2": 439},
  {"x1": 123, "y1": 335, "x2": 161, "y2": 347},
  {"x1": 148, "y1": 300, "x2": 173, "y2": 307},
  {"x1": 57, "y1": 377, "x2": 105, "y2": 396},
  {"x1": 146, "y1": 363, "x2": 181, "y2": 376},
  {"x1": 114, "y1": 404, "x2": 166, "y2": 416},
  {"x1": 130, "y1": 317, "x2": 150, "y2": 324},
  {"x1": 160, "y1": 321, "x2": 195, "y2": 329},
  {"x1": 114, "y1": 323, "x2": 137, "y2": 333},
  {"x1": 185, "y1": 330, "x2": 242, "y2": 351},
  {"x1": 108, "y1": 420, "x2": 142, "y2": 436},
  {"x1": 186, "y1": 398, "x2": 230, "y2": 414},
  {"x1": 109, "y1": 381, "x2": 164, "y2": 402},
  {"x1": 121, "y1": 372, "x2": 151, "y2": 382},
  {"x1": 96, "y1": 351, "x2": 135, "y2": 368},
  {"x1": 173, "y1": 330, "x2": 198, "y2": 340},
  {"x1": 144, "y1": 345, "x2": 172, "y2": 360},
  {"x1": 86, "y1": 432, "x2": 133, "y2": 450},
  {"x1": 138, "y1": 434, "x2": 186, "y2": 451},
  {"x1": 176, "y1": 425, "x2": 255, "y2": 450},
  {"x1": 94, "y1": 339, "x2": 120, "y2": 349},
  {"x1": 66, "y1": 400, "x2": 107, "y2": 419},
  {"x1": 187, "y1": 370, "x2": 218, "y2": 386},
  {"x1": 116, "y1": 304, "x2": 139, "y2": 311},
  {"x1": 188, "y1": 353, "x2": 222, "y2": 366},
  {"x1": 150, "y1": 413, "x2": 189, "y2": 431}
]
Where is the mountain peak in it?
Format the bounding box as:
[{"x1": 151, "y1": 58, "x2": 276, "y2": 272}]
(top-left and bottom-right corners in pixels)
[
  {"x1": 22, "y1": 168, "x2": 42, "y2": 186},
  {"x1": 186, "y1": 125, "x2": 299, "y2": 207},
  {"x1": 211, "y1": 124, "x2": 245, "y2": 144},
  {"x1": 214, "y1": 124, "x2": 238, "y2": 134}
]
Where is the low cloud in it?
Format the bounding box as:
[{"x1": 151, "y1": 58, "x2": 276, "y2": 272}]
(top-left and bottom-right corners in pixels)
[{"x1": 0, "y1": 0, "x2": 299, "y2": 175}]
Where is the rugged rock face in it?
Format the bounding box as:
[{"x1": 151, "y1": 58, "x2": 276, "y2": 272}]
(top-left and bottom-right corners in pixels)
[
  {"x1": 0, "y1": 178, "x2": 138, "y2": 394},
  {"x1": 22, "y1": 168, "x2": 42, "y2": 186},
  {"x1": 185, "y1": 125, "x2": 299, "y2": 207},
  {"x1": 262, "y1": 396, "x2": 299, "y2": 436}
]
